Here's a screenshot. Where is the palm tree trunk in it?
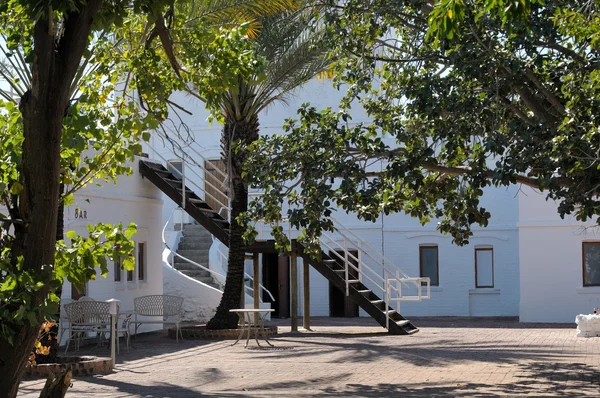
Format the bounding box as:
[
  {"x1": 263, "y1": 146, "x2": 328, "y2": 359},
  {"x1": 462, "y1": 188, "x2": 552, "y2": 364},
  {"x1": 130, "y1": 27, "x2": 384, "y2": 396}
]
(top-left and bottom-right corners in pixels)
[{"x1": 206, "y1": 116, "x2": 258, "y2": 330}]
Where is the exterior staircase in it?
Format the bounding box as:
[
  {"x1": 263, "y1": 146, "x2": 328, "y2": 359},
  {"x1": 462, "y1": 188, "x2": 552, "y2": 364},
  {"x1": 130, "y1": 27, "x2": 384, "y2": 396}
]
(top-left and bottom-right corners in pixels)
[
  {"x1": 140, "y1": 158, "x2": 428, "y2": 335},
  {"x1": 174, "y1": 224, "x2": 222, "y2": 290},
  {"x1": 298, "y1": 243, "x2": 418, "y2": 335}
]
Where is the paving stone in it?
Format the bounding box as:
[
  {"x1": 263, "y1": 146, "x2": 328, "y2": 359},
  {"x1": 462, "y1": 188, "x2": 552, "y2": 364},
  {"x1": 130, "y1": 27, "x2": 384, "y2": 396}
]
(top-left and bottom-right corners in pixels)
[{"x1": 17, "y1": 317, "x2": 600, "y2": 397}]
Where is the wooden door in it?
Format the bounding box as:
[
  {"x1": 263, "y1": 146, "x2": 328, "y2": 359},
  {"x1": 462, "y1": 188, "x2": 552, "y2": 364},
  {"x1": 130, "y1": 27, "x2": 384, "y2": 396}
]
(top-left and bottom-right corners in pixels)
[
  {"x1": 262, "y1": 253, "x2": 290, "y2": 318},
  {"x1": 204, "y1": 159, "x2": 228, "y2": 217},
  {"x1": 278, "y1": 255, "x2": 290, "y2": 318}
]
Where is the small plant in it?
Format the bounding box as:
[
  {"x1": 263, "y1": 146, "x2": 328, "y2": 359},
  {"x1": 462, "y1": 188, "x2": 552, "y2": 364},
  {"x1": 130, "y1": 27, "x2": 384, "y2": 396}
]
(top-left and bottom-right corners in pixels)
[{"x1": 27, "y1": 321, "x2": 59, "y2": 367}]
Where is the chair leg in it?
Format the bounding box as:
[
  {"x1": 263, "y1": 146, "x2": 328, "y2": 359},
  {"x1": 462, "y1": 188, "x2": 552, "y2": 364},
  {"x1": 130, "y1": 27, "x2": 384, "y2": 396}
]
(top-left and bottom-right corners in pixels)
[
  {"x1": 64, "y1": 332, "x2": 71, "y2": 354},
  {"x1": 117, "y1": 331, "x2": 120, "y2": 355},
  {"x1": 126, "y1": 331, "x2": 130, "y2": 351}
]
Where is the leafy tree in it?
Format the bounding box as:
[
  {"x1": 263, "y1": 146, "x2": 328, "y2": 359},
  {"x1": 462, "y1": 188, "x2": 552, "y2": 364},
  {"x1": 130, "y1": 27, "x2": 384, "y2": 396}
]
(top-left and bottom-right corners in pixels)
[
  {"x1": 202, "y1": 8, "x2": 331, "y2": 329},
  {"x1": 243, "y1": 0, "x2": 600, "y2": 253},
  {"x1": 0, "y1": 0, "x2": 263, "y2": 396}
]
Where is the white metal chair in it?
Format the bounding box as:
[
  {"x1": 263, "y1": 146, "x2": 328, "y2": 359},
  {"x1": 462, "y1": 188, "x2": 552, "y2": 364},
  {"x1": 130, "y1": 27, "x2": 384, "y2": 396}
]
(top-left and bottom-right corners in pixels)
[
  {"x1": 133, "y1": 295, "x2": 184, "y2": 342},
  {"x1": 115, "y1": 308, "x2": 132, "y2": 354},
  {"x1": 63, "y1": 301, "x2": 111, "y2": 353}
]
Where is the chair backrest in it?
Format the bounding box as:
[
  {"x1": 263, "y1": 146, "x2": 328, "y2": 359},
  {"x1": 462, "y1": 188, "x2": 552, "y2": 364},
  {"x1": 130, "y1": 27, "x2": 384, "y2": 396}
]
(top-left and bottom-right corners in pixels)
[
  {"x1": 64, "y1": 301, "x2": 110, "y2": 325},
  {"x1": 78, "y1": 296, "x2": 96, "y2": 301},
  {"x1": 134, "y1": 295, "x2": 184, "y2": 317}
]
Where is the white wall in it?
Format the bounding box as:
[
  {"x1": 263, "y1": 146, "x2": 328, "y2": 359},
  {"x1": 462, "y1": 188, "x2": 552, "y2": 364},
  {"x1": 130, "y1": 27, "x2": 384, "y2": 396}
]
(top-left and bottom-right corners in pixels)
[
  {"x1": 519, "y1": 187, "x2": 600, "y2": 322},
  {"x1": 61, "y1": 156, "x2": 164, "y2": 334},
  {"x1": 146, "y1": 77, "x2": 526, "y2": 320}
]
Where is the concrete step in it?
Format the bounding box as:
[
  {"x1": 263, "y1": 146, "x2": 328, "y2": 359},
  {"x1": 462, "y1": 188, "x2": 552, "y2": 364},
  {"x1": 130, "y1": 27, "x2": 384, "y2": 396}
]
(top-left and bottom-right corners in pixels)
[
  {"x1": 179, "y1": 271, "x2": 222, "y2": 289},
  {"x1": 177, "y1": 241, "x2": 213, "y2": 250},
  {"x1": 180, "y1": 269, "x2": 214, "y2": 279},
  {"x1": 183, "y1": 224, "x2": 213, "y2": 231},
  {"x1": 181, "y1": 229, "x2": 213, "y2": 238},
  {"x1": 173, "y1": 263, "x2": 211, "y2": 275},
  {"x1": 177, "y1": 249, "x2": 210, "y2": 259}
]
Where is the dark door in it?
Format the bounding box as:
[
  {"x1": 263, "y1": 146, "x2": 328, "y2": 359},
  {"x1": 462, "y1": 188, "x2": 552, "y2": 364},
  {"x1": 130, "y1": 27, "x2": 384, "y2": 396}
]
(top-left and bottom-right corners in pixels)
[
  {"x1": 329, "y1": 249, "x2": 359, "y2": 317},
  {"x1": 262, "y1": 254, "x2": 290, "y2": 318}
]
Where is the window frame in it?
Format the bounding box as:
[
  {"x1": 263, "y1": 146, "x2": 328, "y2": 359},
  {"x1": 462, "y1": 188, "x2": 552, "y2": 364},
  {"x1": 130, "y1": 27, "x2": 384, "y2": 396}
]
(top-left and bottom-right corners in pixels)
[
  {"x1": 582, "y1": 242, "x2": 600, "y2": 287},
  {"x1": 114, "y1": 255, "x2": 122, "y2": 282},
  {"x1": 419, "y1": 245, "x2": 439, "y2": 286},
  {"x1": 137, "y1": 242, "x2": 146, "y2": 281},
  {"x1": 474, "y1": 247, "x2": 494, "y2": 288}
]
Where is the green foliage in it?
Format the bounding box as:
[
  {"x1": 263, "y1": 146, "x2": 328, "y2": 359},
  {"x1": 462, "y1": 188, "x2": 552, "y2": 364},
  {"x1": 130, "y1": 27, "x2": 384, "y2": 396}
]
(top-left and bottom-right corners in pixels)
[
  {"x1": 242, "y1": 0, "x2": 600, "y2": 253},
  {"x1": 0, "y1": 222, "x2": 136, "y2": 345}
]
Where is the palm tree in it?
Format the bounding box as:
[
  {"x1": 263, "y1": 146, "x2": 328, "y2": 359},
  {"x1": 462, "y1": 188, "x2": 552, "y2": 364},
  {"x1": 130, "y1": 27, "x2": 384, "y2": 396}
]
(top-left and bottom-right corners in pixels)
[{"x1": 205, "y1": 9, "x2": 331, "y2": 329}]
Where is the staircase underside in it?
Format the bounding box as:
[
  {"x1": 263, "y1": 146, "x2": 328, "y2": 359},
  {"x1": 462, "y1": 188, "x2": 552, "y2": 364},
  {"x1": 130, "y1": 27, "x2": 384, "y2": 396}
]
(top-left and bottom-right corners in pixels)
[
  {"x1": 141, "y1": 159, "x2": 419, "y2": 335},
  {"x1": 297, "y1": 242, "x2": 419, "y2": 335}
]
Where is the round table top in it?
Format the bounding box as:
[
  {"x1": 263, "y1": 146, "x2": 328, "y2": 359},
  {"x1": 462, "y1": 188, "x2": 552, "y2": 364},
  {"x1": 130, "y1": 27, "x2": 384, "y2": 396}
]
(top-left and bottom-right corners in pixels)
[{"x1": 230, "y1": 308, "x2": 275, "y2": 313}]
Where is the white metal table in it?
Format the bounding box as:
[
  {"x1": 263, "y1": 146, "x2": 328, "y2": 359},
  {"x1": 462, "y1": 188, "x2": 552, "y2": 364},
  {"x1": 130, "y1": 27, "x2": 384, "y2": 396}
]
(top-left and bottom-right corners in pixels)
[{"x1": 230, "y1": 309, "x2": 275, "y2": 348}]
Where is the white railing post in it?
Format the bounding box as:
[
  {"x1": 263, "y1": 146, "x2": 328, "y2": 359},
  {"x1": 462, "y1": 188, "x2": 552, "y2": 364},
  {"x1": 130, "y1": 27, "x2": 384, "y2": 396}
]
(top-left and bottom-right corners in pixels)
[
  {"x1": 384, "y1": 273, "x2": 389, "y2": 331},
  {"x1": 344, "y1": 237, "x2": 349, "y2": 296},
  {"x1": 180, "y1": 156, "x2": 186, "y2": 209}
]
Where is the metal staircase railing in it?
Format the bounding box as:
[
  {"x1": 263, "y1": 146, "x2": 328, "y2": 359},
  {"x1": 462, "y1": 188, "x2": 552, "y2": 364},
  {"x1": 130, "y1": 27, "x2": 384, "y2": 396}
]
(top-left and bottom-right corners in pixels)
[
  {"x1": 147, "y1": 137, "x2": 429, "y2": 331},
  {"x1": 161, "y1": 206, "x2": 275, "y2": 303},
  {"x1": 145, "y1": 144, "x2": 230, "y2": 221},
  {"x1": 255, "y1": 215, "x2": 430, "y2": 331}
]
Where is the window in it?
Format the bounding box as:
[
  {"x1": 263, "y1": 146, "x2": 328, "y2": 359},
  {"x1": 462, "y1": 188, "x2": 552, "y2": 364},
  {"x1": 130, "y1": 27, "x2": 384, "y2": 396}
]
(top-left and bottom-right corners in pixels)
[
  {"x1": 168, "y1": 160, "x2": 183, "y2": 178},
  {"x1": 583, "y1": 242, "x2": 600, "y2": 286},
  {"x1": 114, "y1": 255, "x2": 121, "y2": 282},
  {"x1": 71, "y1": 282, "x2": 87, "y2": 300},
  {"x1": 127, "y1": 266, "x2": 134, "y2": 282},
  {"x1": 420, "y1": 245, "x2": 439, "y2": 286},
  {"x1": 475, "y1": 248, "x2": 494, "y2": 288},
  {"x1": 138, "y1": 242, "x2": 146, "y2": 281}
]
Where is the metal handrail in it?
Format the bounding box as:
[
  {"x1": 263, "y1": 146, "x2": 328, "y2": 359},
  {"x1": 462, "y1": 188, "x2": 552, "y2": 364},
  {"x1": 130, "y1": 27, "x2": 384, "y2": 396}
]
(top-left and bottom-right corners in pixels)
[
  {"x1": 144, "y1": 145, "x2": 230, "y2": 213},
  {"x1": 215, "y1": 243, "x2": 276, "y2": 303},
  {"x1": 161, "y1": 207, "x2": 227, "y2": 282}
]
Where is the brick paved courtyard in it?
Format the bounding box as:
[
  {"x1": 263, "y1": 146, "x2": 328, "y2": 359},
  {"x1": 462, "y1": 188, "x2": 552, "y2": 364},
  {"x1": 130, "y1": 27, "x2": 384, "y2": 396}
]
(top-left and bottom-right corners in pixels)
[{"x1": 18, "y1": 317, "x2": 600, "y2": 397}]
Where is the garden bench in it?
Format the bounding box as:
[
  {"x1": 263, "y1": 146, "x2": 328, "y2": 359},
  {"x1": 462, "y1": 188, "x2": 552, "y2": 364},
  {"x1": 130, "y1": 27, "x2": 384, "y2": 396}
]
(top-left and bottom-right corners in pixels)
[{"x1": 133, "y1": 295, "x2": 184, "y2": 342}]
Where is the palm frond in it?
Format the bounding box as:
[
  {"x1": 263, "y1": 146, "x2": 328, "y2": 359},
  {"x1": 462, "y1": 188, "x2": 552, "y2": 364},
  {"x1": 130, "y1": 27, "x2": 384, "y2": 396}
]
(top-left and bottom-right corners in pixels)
[
  {"x1": 219, "y1": 5, "x2": 331, "y2": 121},
  {"x1": 252, "y1": 9, "x2": 331, "y2": 113},
  {"x1": 182, "y1": 0, "x2": 297, "y2": 37}
]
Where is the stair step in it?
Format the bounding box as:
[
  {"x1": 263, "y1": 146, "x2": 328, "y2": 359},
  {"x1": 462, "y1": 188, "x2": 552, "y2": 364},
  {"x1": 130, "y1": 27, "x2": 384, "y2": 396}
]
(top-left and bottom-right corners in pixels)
[
  {"x1": 188, "y1": 198, "x2": 208, "y2": 206},
  {"x1": 182, "y1": 230, "x2": 213, "y2": 238},
  {"x1": 173, "y1": 263, "x2": 211, "y2": 274},
  {"x1": 406, "y1": 328, "x2": 419, "y2": 335},
  {"x1": 396, "y1": 320, "x2": 411, "y2": 327},
  {"x1": 370, "y1": 300, "x2": 384, "y2": 304},
  {"x1": 179, "y1": 270, "x2": 213, "y2": 279},
  {"x1": 347, "y1": 279, "x2": 360, "y2": 284},
  {"x1": 176, "y1": 249, "x2": 210, "y2": 258},
  {"x1": 383, "y1": 310, "x2": 397, "y2": 315},
  {"x1": 357, "y1": 290, "x2": 371, "y2": 294},
  {"x1": 143, "y1": 161, "x2": 166, "y2": 170},
  {"x1": 178, "y1": 241, "x2": 213, "y2": 250}
]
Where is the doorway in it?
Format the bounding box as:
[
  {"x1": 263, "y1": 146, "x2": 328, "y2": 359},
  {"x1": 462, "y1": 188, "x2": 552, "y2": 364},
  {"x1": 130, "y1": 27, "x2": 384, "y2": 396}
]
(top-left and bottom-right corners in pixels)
[
  {"x1": 329, "y1": 249, "x2": 359, "y2": 317},
  {"x1": 262, "y1": 253, "x2": 290, "y2": 318}
]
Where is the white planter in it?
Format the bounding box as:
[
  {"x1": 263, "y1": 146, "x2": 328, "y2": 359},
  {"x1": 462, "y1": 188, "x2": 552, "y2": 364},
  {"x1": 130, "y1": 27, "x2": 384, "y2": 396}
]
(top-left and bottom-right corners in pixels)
[{"x1": 575, "y1": 314, "x2": 600, "y2": 337}]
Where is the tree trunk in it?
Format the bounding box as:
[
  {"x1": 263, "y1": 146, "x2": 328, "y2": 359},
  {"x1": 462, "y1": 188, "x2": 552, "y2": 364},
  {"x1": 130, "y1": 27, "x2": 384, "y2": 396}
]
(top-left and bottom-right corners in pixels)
[
  {"x1": 0, "y1": 3, "x2": 102, "y2": 396},
  {"x1": 206, "y1": 116, "x2": 259, "y2": 330},
  {"x1": 205, "y1": 178, "x2": 249, "y2": 329},
  {"x1": 39, "y1": 369, "x2": 72, "y2": 398}
]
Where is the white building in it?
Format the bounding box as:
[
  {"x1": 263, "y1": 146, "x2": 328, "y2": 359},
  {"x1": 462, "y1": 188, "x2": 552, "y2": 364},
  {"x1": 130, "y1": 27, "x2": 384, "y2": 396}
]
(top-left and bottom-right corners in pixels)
[
  {"x1": 60, "y1": 156, "x2": 165, "y2": 335},
  {"x1": 66, "y1": 78, "x2": 600, "y2": 330}
]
